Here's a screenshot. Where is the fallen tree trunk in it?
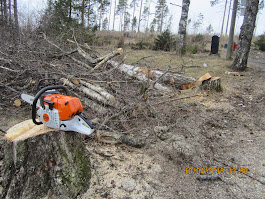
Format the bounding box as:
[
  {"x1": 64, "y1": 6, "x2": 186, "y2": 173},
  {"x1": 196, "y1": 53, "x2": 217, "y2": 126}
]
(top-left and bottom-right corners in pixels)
[
  {"x1": 2, "y1": 129, "x2": 91, "y2": 199},
  {"x1": 79, "y1": 80, "x2": 115, "y2": 105},
  {"x1": 61, "y1": 78, "x2": 115, "y2": 107},
  {"x1": 108, "y1": 61, "x2": 195, "y2": 90}
]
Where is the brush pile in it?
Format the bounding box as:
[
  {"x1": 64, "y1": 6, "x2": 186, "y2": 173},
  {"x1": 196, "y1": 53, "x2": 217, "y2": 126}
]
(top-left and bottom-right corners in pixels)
[{"x1": 0, "y1": 32, "x2": 197, "y2": 145}]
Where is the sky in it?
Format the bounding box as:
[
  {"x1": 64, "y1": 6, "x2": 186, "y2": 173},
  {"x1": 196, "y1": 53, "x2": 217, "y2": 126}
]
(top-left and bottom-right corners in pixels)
[{"x1": 18, "y1": 0, "x2": 265, "y2": 36}]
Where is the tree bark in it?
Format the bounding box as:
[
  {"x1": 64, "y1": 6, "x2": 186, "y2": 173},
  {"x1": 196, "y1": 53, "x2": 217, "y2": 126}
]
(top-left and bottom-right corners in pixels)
[
  {"x1": 1, "y1": 131, "x2": 91, "y2": 199},
  {"x1": 138, "y1": 0, "x2": 143, "y2": 32},
  {"x1": 13, "y1": 0, "x2": 19, "y2": 30},
  {"x1": 232, "y1": 0, "x2": 259, "y2": 71},
  {"x1": 225, "y1": 0, "x2": 232, "y2": 36},
  {"x1": 176, "y1": 0, "x2": 190, "y2": 55},
  {"x1": 3, "y1": 0, "x2": 8, "y2": 24},
  {"x1": 81, "y1": 0, "x2": 85, "y2": 28},
  {"x1": 226, "y1": 0, "x2": 238, "y2": 60},
  {"x1": 220, "y1": 0, "x2": 228, "y2": 37},
  {"x1": 108, "y1": 61, "x2": 196, "y2": 90},
  {"x1": 200, "y1": 77, "x2": 222, "y2": 92}
]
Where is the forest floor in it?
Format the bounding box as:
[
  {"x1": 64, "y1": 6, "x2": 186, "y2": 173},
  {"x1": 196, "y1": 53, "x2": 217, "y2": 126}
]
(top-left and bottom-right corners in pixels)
[{"x1": 0, "y1": 41, "x2": 264, "y2": 199}]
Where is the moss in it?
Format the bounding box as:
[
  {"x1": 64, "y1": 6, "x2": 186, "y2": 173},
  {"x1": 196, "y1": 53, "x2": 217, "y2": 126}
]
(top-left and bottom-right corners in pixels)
[{"x1": 55, "y1": 136, "x2": 90, "y2": 198}]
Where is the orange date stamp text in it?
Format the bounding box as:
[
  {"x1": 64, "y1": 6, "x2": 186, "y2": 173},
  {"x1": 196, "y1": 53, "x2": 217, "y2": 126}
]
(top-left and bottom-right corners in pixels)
[{"x1": 185, "y1": 167, "x2": 248, "y2": 175}]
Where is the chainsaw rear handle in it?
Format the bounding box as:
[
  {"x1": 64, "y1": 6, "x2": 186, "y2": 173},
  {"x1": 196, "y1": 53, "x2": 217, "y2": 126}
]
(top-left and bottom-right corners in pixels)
[{"x1": 32, "y1": 85, "x2": 71, "y2": 125}]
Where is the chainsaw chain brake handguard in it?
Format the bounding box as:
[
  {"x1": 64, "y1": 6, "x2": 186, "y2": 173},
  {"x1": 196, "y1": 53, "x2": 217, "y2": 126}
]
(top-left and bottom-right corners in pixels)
[{"x1": 32, "y1": 85, "x2": 71, "y2": 125}]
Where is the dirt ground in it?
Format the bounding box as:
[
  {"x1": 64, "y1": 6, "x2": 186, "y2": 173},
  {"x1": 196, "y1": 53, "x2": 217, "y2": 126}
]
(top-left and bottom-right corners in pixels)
[{"x1": 0, "y1": 47, "x2": 264, "y2": 199}]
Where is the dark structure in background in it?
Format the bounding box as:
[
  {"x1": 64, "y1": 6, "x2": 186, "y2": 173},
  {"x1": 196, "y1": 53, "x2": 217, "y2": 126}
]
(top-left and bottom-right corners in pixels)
[{"x1": 210, "y1": 35, "x2": 219, "y2": 54}]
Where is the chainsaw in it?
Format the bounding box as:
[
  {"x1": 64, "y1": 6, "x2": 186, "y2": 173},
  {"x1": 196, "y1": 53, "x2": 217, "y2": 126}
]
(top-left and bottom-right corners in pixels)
[{"x1": 21, "y1": 79, "x2": 94, "y2": 135}]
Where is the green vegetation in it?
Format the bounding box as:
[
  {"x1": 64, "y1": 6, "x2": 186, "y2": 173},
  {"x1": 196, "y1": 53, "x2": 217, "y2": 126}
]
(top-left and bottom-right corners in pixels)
[
  {"x1": 254, "y1": 33, "x2": 265, "y2": 51},
  {"x1": 153, "y1": 29, "x2": 175, "y2": 51}
]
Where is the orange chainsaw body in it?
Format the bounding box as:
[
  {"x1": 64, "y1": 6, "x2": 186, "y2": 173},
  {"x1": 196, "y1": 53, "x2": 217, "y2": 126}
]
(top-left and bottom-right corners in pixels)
[{"x1": 43, "y1": 94, "x2": 83, "y2": 121}]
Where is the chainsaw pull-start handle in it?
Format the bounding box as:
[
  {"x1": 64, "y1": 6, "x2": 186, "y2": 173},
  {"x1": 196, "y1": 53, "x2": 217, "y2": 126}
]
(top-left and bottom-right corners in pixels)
[{"x1": 32, "y1": 85, "x2": 71, "y2": 125}]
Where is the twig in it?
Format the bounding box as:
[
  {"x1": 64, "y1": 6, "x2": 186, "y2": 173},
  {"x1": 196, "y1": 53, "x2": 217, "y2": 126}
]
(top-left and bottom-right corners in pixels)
[
  {"x1": 196, "y1": 174, "x2": 221, "y2": 181},
  {"x1": 151, "y1": 60, "x2": 171, "y2": 89},
  {"x1": 0, "y1": 83, "x2": 20, "y2": 93},
  {"x1": 47, "y1": 49, "x2": 77, "y2": 58},
  {"x1": 152, "y1": 94, "x2": 201, "y2": 106},
  {"x1": 0, "y1": 65, "x2": 19, "y2": 72},
  {"x1": 131, "y1": 55, "x2": 156, "y2": 65},
  {"x1": 0, "y1": 128, "x2": 7, "y2": 134},
  {"x1": 43, "y1": 33, "x2": 93, "y2": 69},
  {"x1": 214, "y1": 158, "x2": 265, "y2": 185}
]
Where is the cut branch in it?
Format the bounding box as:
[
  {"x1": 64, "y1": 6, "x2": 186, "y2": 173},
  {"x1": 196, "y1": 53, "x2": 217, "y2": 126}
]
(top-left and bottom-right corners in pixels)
[
  {"x1": 79, "y1": 80, "x2": 115, "y2": 105},
  {"x1": 90, "y1": 48, "x2": 123, "y2": 72},
  {"x1": 61, "y1": 78, "x2": 115, "y2": 107}
]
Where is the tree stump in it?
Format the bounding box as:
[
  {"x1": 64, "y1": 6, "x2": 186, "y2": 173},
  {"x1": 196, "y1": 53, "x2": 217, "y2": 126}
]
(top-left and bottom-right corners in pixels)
[
  {"x1": 201, "y1": 77, "x2": 222, "y2": 92},
  {"x1": 1, "y1": 131, "x2": 91, "y2": 199}
]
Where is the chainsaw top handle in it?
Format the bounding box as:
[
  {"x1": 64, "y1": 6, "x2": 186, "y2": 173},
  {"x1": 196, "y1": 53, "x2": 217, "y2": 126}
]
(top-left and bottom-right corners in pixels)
[
  {"x1": 32, "y1": 85, "x2": 71, "y2": 125},
  {"x1": 36, "y1": 78, "x2": 57, "y2": 91}
]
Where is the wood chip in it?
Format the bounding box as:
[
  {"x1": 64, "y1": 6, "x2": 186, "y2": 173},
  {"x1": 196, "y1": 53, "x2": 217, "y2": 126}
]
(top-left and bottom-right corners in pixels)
[{"x1": 198, "y1": 73, "x2": 212, "y2": 82}]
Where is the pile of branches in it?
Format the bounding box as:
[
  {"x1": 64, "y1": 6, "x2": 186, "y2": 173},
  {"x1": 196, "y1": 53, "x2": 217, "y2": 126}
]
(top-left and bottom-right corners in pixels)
[{"x1": 0, "y1": 32, "x2": 197, "y2": 146}]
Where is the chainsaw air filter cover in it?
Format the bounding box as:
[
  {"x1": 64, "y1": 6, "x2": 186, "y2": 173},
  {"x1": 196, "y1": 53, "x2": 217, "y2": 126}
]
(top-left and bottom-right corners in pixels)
[{"x1": 43, "y1": 94, "x2": 83, "y2": 121}]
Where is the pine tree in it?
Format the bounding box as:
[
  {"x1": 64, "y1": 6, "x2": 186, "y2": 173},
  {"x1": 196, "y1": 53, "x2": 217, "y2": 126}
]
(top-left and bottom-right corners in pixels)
[
  {"x1": 131, "y1": 16, "x2": 137, "y2": 31},
  {"x1": 154, "y1": 0, "x2": 168, "y2": 33},
  {"x1": 102, "y1": 17, "x2": 108, "y2": 29},
  {"x1": 137, "y1": 0, "x2": 143, "y2": 32},
  {"x1": 116, "y1": 0, "x2": 128, "y2": 31},
  {"x1": 13, "y1": 0, "x2": 19, "y2": 30},
  {"x1": 130, "y1": 0, "x2": 138, "y2": 31},
  {"x1": 141, "y1": 0, "x2": 150, "y2": 32},
  {"x1": 97, "y1": 0, "x2": 110, "y2": 30}
]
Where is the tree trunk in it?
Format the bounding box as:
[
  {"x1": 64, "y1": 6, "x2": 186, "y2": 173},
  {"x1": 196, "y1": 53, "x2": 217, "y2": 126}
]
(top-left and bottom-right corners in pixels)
[
  {"x1": 113, "y1": 0, "x2": 116, "y2": 31},
  {"x1": 220, "y1": 0, "x2": 228, "y2": 37},
  {"x1": 8, "y1": 0, "x2": 11, "y2": 25},
  {"x1": 108, "y1": 0, "x2": 112, "y2": 30},
  {"x1": 69, "y1": 0, "x2": 72, "y2": 21},
  {"x1": 176, "y1": 0, "x2": 190, "y2": 55},
  {"x1": 108, "y1": 61, "x2": 196, "y2": 90},
  {"x1": 159, "y1": 0, "x2": 165, "y2": 33},
  {"x1": 138, "y1": 0, "x2": 143, "y2": 32},
  {"x1": 13, "y1": 0, "x2": 18, "y2": 30},
  {"x1": 81, "y1": 0, "x2": 85, "y2": 28},
  {"x1": 3, "y1": 0, "x2": 8, "y2": 24},
  {"x1": 131, "y1": 0, "x2": 136, "y2": 31},
  {"x1": 225, "y1": 0, "x2": 232, "y2": 36},
  {"x1": 226, "y1": 0, "x2": 238, "y2": 60},
  {"x1": 232, "y1": 0, "x2": 259, "y2": 71},
  {"x1": 1, "y1": 131, "x2": 91, "y2": 199}
]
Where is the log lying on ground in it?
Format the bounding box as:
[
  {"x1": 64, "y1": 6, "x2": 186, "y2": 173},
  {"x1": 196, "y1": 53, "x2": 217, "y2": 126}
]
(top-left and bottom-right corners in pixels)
[
  {"x1": 2, "y1": 130, "x2": 91, "y2": 199},
  {"x1": 79, "y1": 80, "x2": 115, "y2": 105},
  {"x1": 61, "y1": 78, "x2": 116, "y2": 107},
  {"x1": 83, "y1": 98, "x2": 108, "y2": 114},
  {"x1": 108, "y1": 61, "x2": 196, "y2": 90}
]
